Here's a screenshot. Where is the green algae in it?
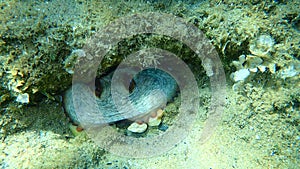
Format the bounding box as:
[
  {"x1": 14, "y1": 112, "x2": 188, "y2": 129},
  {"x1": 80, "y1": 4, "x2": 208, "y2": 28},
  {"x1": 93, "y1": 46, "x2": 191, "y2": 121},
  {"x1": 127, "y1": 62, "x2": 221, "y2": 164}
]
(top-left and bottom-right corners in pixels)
[{"x1": 0, "y1": 0, "x2": 299, "y2": 168}]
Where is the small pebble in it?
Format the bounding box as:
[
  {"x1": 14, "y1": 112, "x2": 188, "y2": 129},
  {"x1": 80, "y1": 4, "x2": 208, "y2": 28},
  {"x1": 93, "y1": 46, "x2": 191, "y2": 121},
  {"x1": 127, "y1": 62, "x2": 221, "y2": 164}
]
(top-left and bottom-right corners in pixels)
[{"x1": 158, "y1": 123, "x2": 168, "y2": 131}]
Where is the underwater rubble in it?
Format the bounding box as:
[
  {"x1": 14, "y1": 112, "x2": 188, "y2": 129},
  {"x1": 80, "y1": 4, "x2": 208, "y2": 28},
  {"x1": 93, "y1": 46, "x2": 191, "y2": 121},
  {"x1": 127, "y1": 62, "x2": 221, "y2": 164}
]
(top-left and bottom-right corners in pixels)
[{"x1": 0, "y1": 0, "x2": 299, "y2": 168}]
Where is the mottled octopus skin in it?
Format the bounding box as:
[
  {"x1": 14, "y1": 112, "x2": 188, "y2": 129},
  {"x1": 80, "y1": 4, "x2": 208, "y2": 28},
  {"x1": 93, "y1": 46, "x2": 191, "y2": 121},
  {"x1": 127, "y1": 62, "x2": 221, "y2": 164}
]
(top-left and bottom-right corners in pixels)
[{"x1": 64, "y1": 68, "x2": 177, "y2": 125}]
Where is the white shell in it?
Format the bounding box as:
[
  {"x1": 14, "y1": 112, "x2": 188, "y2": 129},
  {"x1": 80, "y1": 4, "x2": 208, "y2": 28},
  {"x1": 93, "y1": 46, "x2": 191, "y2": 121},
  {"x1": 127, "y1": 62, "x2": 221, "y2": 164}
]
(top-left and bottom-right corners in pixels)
[
  {"x1": 16, "y1": 93, "x2": 30, "y2": 104},
  {"x1": 233, "y1": 69, "x2": 250, "y2": 82},
  {"x1": 148, "y1": 109, "x2": 164, "y2": 127},
  {"x1": 127, "y1": 122, "x2": 148, "y2": 133}
]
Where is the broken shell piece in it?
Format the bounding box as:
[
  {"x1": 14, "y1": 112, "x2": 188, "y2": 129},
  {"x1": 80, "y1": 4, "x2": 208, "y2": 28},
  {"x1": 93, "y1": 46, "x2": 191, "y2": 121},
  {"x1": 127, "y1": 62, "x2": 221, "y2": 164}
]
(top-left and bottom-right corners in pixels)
[
  {"x1": 16, "y1": 93, "x2": 29, "y2": 104},
  {"x1": 127, "y1": 122, "x2": 148, "y2": 133},
  {"x1": 258, "y1": 65, "x2": 266, "y2": 72},
  {"x1": 148, "y1": 109, "x2": 164, "y2": 127},
  {"x1": 268, "y1": 63, "x2": 276, "y2": 74},
  {"x1": 148, "y1": 117, "x2": 162, "y2": 127},
  {"x1": 249, "y1": 68, "x2": 258, "y2": 72},
  {"x1": 232, "y1": 69, "x2": 250, "y2": 82}
]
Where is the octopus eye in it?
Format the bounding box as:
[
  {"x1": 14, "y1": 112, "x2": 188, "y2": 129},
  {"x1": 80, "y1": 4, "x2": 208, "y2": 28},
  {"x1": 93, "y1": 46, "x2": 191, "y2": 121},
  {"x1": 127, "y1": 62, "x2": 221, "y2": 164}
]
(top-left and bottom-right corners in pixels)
[
  {"x1": 129, "y1": 79, "x2": 136, "y2": 93},
  {"x1": 94, "y1": 78, "x2": 102, "y2": 97}
]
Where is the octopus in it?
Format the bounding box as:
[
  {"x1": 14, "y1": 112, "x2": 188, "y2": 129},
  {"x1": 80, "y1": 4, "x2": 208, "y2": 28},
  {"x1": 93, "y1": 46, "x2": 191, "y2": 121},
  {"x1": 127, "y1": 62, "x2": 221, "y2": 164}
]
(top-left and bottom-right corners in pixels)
[{"x1": 63, "y1": 68, "x2": 178, "y2": 131}]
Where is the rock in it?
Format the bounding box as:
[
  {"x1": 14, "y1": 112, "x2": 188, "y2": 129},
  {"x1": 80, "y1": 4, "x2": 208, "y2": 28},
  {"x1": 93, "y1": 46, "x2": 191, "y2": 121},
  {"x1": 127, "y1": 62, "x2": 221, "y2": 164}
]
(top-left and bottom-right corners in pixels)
[{"x1": 127, "y1": 122, "x2": 148, "y2": 133}]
